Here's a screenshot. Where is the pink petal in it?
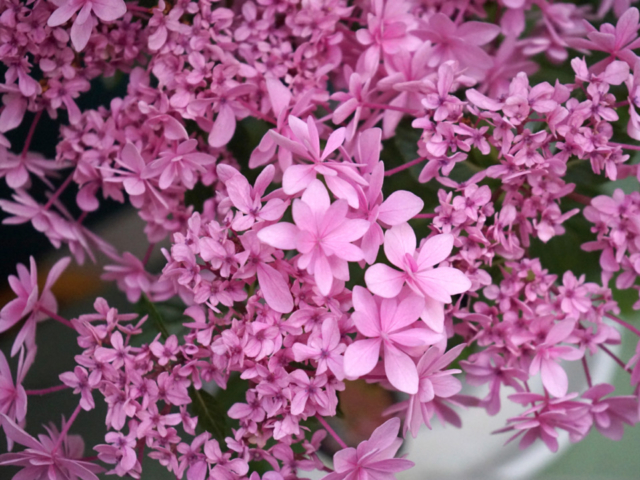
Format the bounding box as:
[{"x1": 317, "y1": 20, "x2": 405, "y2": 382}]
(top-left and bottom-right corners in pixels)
[
  {"x1": 344, "y1": 338, "x2": 381, "y2": 378},
  {"x1": 365, "y1": 264, "x2": 406, "y2": 298},
  {"x1": 324, "y1": 175, "x2": 359, "y2": 209},
  {"x1": 383, "y1": 223, "x2": 416, "y2": 269},
  {"x1": 382, "y1": 294, "x2": 424, "y2": 332},
  {"x1": 313, "y1": 254, "x2": 334, "y2": 296},
  {"x1": 70, "y1": 15, "x2": 95, "y2": 52},
  {"x1": 321, "y1": 127, "x2": 346, "y2": 161},
  {"x1": 420, "y1": 296, "x2": 445, "y2": 332},
  {"x1": 383, "y1": 343, "x2": 419, "y2": 394},
  {"x1": 257, "y1": 222, "x2": 299, "y2": 250},
  {"x1": 226, "y1": 175, "x2": 253, "y2": 213},
  {"x1": 300, "y1": 179, "x2": 330, "y2": 215},
  {"x1": 1, "y1": 414, "x2": 41, "y2": 450},
  {"x1": 266, "y1": 78, "x2": 291, "y2": 117},
  {"x1": 465, "y1": 89, "x2": 504, "y2": 111},
  {"x1": 457, "y1": 21, "x2": 501, "y2": 45},
  {"x1": 91, "y1": 0, "x2": 127, "y2": 21},
  {"x1": 416, "y1": 234, "x2": 454, "y2": 269},
  {"x1": 282, "y1": 164, "x2": 316, "y2": 195},
  {"x1": 208, "y1": 103, "x2": 236, "y2": 148},
  {"x1": 257, "y1": 263, "x2": 293, "y2": 314},
  {"x1": 378, "y1": 191, "x2": 424, "y2": 226},
  {"x1": 416, "y1": 267, "x2": 471, "y2": 297},
  {"x1": 540, "y1": 359, "x2": 568, "y2": 398},
  {"x1": 44, "y1": 257, "x2": 71, "y2": 291},
  {"x1": 48, "y1": 2, "x2": 80, "y2": 27}
]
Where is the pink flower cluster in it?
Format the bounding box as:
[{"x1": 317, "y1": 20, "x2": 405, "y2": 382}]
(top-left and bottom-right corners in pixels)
[{"x1": 2, "y1": 1, "x2": 640, "y2": 479}]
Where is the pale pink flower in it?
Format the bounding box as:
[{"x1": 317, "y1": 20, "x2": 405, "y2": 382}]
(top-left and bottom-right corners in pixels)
[
  {"x1": 224, "y1": 165, "x2": 288, "y2": 231},
  {"x1": 47, "y1": 0, "x2": 127, "y2": 51},
  {"x1": 0, "y1": 256, "x2": 71, "y2": 356},
  {"x1": 343, "y1": 286, "x2": 435, "y2": 394},
  {"x1": 257, "y1": 180, "x2": 369, "y2": 296},
  {"x1": 0, "y1": 414, "x2": 103, "y2": 479},
  {"x1": 59, "y1": 366, "x2": 98, "y2": 411},
  {"x1": 0, "y1": 347, "x2": 33, "y2": 427},
  {"x1": 321, "y1": 417, "x2": 414, "y2": 480},
  {"x1": 365, "y1": 224, "x2": 471, "y2": 331},
  {"x1": 582, "y1": 383, "x2": 639, "y2": 440},
  {"x1": 270, "y1": 115, "x2": 364, "y2": 207},
  {"x1": 529, "y1": 319, "x2": 584, "y2": 397},
  {"x1": 417, "y1": 14, "x2": 500, "y2": 72},
  {"x1": 292, "y1": 317, "x2": 346, "y2": 380}
]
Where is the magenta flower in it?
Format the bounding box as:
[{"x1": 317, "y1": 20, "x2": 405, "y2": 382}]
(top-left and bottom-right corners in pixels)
[
  {"x1": 257, "y1": 180, "x2": 369, "y2": 296},
  {"x1": 570, "y1": 7, "x2": 640, "y2": 71},
  {"x1": 59, "y1": 366, "x2": 99, "y2": 411},
  {"x1": 0, "y1": 414, "x2": 103, "y2": 479},
  {"x1": 270, "y1": 115, "x2": 364, "y2": 207},
  {"x1": 0, "y1": 256, "x2": 71, "y2": 356},
  {"x1": 583, "y1": 383, "x2": 639, "y2": 440},
  {"x1": 417, "y1": 13, "x2": 500, "y2": 72},
  {"x1": 292, "y1": 317, "x2": 346, "y2": 380},
  {"x1": 357, "y1": 162, "x2": 424, "y2": 264},
  {"x1": 343, "y1": 286, "x2": 436, "y2": 394},
  {"x1": 398, "y1": 344, "x2": 465, "y2": 437},
  {"x1": 0, "y1": 347, "x2": 33, "y2": 430},
  {"x1": 47, "y1": 0, "x2": 127, "y2": 51},
  {"x1": 224, "y1": 165, "x2": 288, "y2": 231},
  {"x1": 321, "y1": 417, "x2": 414, "y2": 480},
  {"x1": 365, "y1": 224, "x2": 471, "y2": 331},
  {"x1": 529, "y1": 319, "x2": 584, "y2": 398}
]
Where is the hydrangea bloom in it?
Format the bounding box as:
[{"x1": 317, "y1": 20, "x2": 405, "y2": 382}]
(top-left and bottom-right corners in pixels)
[{"x1": 3, "y1": 1, "x2": 640, "y2": 479}]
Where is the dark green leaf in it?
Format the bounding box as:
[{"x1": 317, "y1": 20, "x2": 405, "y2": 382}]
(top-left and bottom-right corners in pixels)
[
  {"x1": 189, "y1": 387, "x2": 230, "y2": 442},
  {"x1": 136, "y1": 294, "x2": 169, "y2": 339}
]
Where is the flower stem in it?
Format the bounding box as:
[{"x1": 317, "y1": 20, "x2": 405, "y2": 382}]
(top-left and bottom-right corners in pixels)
[
  {"x1": 362, "y1": 102, "x2": 421, "y2": 115},
  {"x1": 567, "y1": 192, "x2": 592, "y2": 206},
  {"x1": 605, "y1": 313, "x2": 640, "y2": 337},
  {"x1": 143, "y1": 243, "x2": 155, "y2": 266},
  {"x1": 316, "y1": 415, "x2": 348, "y2": 449},
  {"x1": 582, "y1": 356, "x2": 593, "y2": 388},
  {"x1": 384, "y1": 157, "x2": 426, "y2": 177},
  {"x1": 44, "y1": 172, "x2": 74, "y2": 211},
  {"x1": 21, "y1": 110, "x2": 42, "y2": 159},
  {"x1": 599, "y1": 344, "x2": 631, "y2": 373},
  {"x1": 26, "y1": 384, "x2": 69, "y2": 396},
  {"x1": 609, "y1": 142, "x2": 640, "y2": 151},
  {"x1": 40, "y1": 307, "x2": 74, "y2": 329},
  {"x1": 53, "y1": 403, "x2": 82, "y2": 454}
]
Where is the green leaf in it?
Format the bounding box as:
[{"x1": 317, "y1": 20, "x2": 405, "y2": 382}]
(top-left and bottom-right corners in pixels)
[
  {"x1": 189, "y1": 387, "x2": 230, "y2": 442},
  {"x1": 136, "y1": 294, "x2": 169, "y2": 339}
]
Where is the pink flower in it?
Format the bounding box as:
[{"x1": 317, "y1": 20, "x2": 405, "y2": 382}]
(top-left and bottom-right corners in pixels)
[
  {"x1": 289, "y1": 370, "x2": 331, "y2": 417},
  {"x1": 397, "y1": 344, "x2": 465, "y2": 437},
  {"x1": 0, "y1": 414, "x2": 103, "y2": 479},
  {"x1": 59, "y1": 366, "x2": 98, "y2": 411},
  {"x1": 270, "y1": 116, "x2": 364, "y2": 207},
  {"x1": 582, "y1": 383, "x2": 639, "y2": 440},
  {"x1": 570, "y1": 7, "x2": 640, "y2": 71},
  {"x1": 417, "y1": 14, "x2": 500, "y2": 73},
  {"x1": 529, "y1": 320, "x2": 584, "y2": 397},
  {"x1": 365, "y1": 224, "x2": 471, "y2": 331},
  {"x1": 257, "y1": 180, "x2": 369, "y2": 296},
  {"x1": 223, "y1": 165, "x2": 288, "y2": 231},
  {"x1": 321, "y1": 417, "x2": 414, "y2": 480},
  {"x1": 0, "y1": 347, "x2": 33, "y2": 428},
  {"x1": 0, "y1": 256, "x2": 71, "y2": 356},
  {"x1": 47, "y1": 0, "x2": 127, "y2": 51},
  {"x1": 357, "y1": 162, "x2": 424, "y2": 264},
  {"x1": 292, "y1": 317, "x2": 346, "y2": 380},
  {"x1": 343, "y1": 286, "x2": 434, "y2": 394}
]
